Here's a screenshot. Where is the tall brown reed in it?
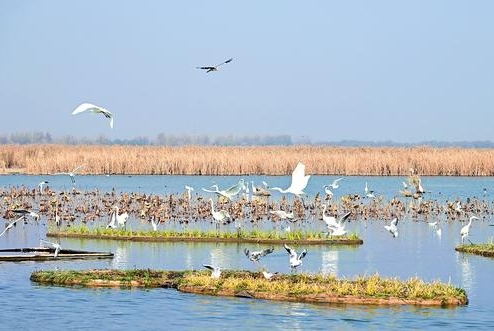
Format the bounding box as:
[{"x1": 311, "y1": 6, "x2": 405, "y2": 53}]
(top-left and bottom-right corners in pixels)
[{"x1": 0, "y1": 144, "x2": 493, "y2": 176}]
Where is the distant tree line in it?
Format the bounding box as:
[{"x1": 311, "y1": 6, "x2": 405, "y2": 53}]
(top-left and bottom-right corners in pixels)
[
  {"x1": 0, "y1": 131, "x2": 493, "y2": 148},
  {"x1": 0, "y1": 132, "x2": 294, "y2": 146}
]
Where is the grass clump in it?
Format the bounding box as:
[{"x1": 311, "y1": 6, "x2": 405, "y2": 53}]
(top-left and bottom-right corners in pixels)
[
  {"x1": 30, "y1": 269, "x2": 467, "y2": 306},
  {"x1": 54, "y1": 226, "x2": 362, "y2": 244}
]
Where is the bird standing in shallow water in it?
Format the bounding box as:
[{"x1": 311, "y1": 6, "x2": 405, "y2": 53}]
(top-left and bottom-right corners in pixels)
[{"x1": 461, "y1": 216, "x2": 479, "y2": 244}]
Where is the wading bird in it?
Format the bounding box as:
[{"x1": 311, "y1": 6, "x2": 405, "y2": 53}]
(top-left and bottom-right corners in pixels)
[
  {"x1": 184, "y1": 185, "x2": 194, "y2": 200},
  {"x1": 365, "y1": 182, "x2": 375, "y2": 198},
  {"x1": 461, "y1": 216, "x2": 479, "y2": 244},
  {"x1": 244, "y1": 247, "x2": 274, "y2": 263},
  {"x1": 196, "y1": 58, "x2": 233, "y2": 73},
  {"x1": 72, "y1": 103, "x2": 114, "y2": 128},
  {"x1": 284, "y1": 244, "x2": 307, "y2": 272},
  {"x1": 269, "y1": 162, "x2": 311, "y2": 197},
  {"x1": 209, "y1": 199, "x2": 230, "y2": 231},
  {"x1": 40, "y1": 239, "x2": 62, "y2": 258},
  {"x1": 203, "y1": 264, "x2": 221, "y2": 278},
  {"x1": 384, "y1": 218, "x2": 399, "y2": 238},
  {"x1": 38, "y1": 181, "x2": 49, "y2": 193},
  {"x1": 107, "y1": 206, "x2": 128, "y2": 229}
]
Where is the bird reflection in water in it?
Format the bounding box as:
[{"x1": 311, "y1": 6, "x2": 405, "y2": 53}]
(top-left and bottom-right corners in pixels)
[
  {"x1": 321, "y1": 250, "x2": 339, "y2": 276},
  {"x1": 111, "y1": 245, "x2": 129, "y2": 269},
  {"x1": 457, "y1": 253, "x2": 475, "y2": 293}
]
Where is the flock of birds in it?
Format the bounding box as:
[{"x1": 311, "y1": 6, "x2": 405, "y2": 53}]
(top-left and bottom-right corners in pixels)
[
  {"x1": 0, "y1": 158, "x2": 488, "y2": 263},
  {"x1": 203, "y1": 243, "x2": 307, "y2": 280}
]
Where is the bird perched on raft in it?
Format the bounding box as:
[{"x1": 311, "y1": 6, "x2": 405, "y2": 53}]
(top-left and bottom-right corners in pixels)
[
  {"x1": 72, "y1": 103, "x2": 114, "y2": 128},
  {"x1": 40, "y1": 239, "x2": 62, "y2": 258},
  {"x1": 244, "y1": 247, "x2": 274, "y2": 263}
]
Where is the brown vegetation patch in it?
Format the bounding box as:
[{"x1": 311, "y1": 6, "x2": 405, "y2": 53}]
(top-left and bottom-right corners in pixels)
[{"x1": 1, "y1": 144, "x2": 493, "y2": 176}]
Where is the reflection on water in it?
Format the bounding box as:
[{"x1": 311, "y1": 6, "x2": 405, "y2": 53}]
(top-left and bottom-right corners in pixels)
[
  {"x1": 457, "y1": 253, "x2": 475, "y2": 293},
  {"x1": 111, "y1": 245, "x2": 129, "y2": 269},
  {"x1": 321, "y1": 250, "x2": 339, "y2": 276},
  {"x1": 209, "y1": 246, "x2": 228, "y2": 268}
]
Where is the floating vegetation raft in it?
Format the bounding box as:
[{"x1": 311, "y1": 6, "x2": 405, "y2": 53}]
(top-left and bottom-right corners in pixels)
[
  {"x1": 456, "y1": 243, "x2": 494, "y2": 257},
  {"x1": 47, "y1": 229, "x2": 363, "y2": 245},
  {"x1": 30, "y1": 269, "x2": 467, "y2": 307}
]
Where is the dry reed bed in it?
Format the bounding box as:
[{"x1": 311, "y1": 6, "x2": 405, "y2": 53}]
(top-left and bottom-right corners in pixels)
[{"x1": 0, "y1": 144, "x2": 493, "y2": 176}]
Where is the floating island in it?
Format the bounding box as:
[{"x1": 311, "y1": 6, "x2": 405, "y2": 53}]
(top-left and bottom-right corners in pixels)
[{"x1": 30, "y1": 269, "x2": 467, "y2": 307}]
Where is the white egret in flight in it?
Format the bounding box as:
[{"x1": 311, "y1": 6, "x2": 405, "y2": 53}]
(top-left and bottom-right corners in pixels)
[
  {"x1": 284, "y1": 244, "x2": 307, "y2": 272},
  {"x1": 72, "y1": 103, "x2": 114, "y2": 128},
  {"x1": 269, "y1": 162, "x2": 311, "y2": 197}
]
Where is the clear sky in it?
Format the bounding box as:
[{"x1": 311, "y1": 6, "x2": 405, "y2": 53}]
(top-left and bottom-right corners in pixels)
[{"x1": 1, "y1": 1, "x2": 493, "y2": 143}]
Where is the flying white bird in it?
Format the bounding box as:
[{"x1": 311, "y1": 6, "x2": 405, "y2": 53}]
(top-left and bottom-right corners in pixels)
[
  {"x1": 196, "y1": 58, "x2": 233, "y2": 73},
  {"x1": 384, "y1": 218, "x2": 399, "y2": 238},
  {"x1": 202, "y1": 179, "x2": 245, "y2": 201},
  {"x1": 72, "y1": 103, "x2": 114, "y2": 128},
  {"x1": 269, "y1": 162, "x2": 311, "y2": 197},
  {"x1": 244, "y1": 247, "x2": 274, "y2": 262},
  {"x1": 283, "y1": 244, "x2": 307, "y2": 272},
  {"x1": 56, "y1": 165, "x2": 85, "y2": 185},
  {"x1": 203, "y1": 264, "x2": 221, "y2": 278},
  {"x1": 0, "y1": 216, "x2": 24, "y2": 238},
  {"x1": 322, "y1": 208, "x2": 351, "y2": 237},
  {"x1": 327, "y1": 178, "x2": 343, "y2": 189},
  {"x1": 461, "y1": 216, "x2": 479, "y2": 244}
]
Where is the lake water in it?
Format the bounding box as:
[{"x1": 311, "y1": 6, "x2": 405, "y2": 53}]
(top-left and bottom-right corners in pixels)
[{"x1": 1, "y1": 174, "x2": 494, "y2": 330}]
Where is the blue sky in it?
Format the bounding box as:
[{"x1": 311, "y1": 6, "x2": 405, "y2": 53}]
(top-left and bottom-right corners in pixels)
[{"x1": 1, "y1": 1, "x2": 493, "y2": 143}]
